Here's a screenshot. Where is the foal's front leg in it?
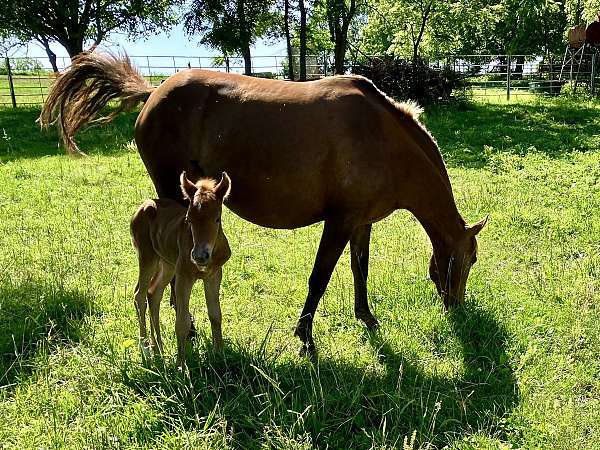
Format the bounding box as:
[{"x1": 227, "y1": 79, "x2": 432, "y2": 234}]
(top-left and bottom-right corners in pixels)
[
  {"x1": 174, "y1": 272, "x2": 195, "y2": 369},
  {"x1": 203, "y1": 267, "x2": 223, "y2": 350}
]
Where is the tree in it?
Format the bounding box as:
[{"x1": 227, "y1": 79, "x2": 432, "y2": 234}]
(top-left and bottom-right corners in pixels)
[
  {"x1": 185, "y1": 0, "x2": 278, "y2": 76},
  {"x1": 283, "y1": 0, "x2": 295, "y2": 79},
  {"x1": 299, "y1": 0, "x2": 308, "y2": 79},
  {"x1": 0, "y1": 0, "x2": 182, "y2": 63},
  {"x1": 324, "y1": 0, "x2": 358, "y2": 74},
  {"x1": 359, "y1": 0, "x2": 458, "y2": 59}
]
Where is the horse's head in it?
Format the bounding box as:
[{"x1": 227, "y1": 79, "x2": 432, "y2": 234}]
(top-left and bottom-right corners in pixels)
[
  {"x1": 429, "y1": 217, "x2": 487, "y2": 308},
  {"x1": 180, "y1": 171, "x2": 231, "y2": 271}
]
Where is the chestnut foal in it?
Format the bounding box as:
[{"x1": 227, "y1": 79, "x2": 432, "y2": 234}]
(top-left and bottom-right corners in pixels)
[{"x1": 131, "y1": 171, "x2": 231, "y2": 367}]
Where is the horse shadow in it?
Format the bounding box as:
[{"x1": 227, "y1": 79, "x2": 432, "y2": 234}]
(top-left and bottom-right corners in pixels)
[
  {"x1": 124, "y1": 303, "x2": 518, "y2": 448},
  {"x1": 0, "y1": 279, "x2": 95, "y2": 387}
]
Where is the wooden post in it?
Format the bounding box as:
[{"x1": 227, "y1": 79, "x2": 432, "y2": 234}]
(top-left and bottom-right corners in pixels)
[
  {"x1": 506, "y1": 55, "x2": 511, "y2": 101},
  {"x1": 5, "y1": 57, "x2": 17, "y2": 108}
]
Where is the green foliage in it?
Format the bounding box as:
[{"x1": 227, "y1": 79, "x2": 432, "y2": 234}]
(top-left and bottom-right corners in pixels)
[
  {"x1": 358, "y1": 0, "x2": 571, "y2": 57},
  {"x1": 359, "y1": 0, "x2": 461, "y2": 57},
  {"x1": 184, "y1": 0, "x2": 279, "y2": 60},
  {"x1": 0, "y1": 0, "x2": 183, "y2": 56}
]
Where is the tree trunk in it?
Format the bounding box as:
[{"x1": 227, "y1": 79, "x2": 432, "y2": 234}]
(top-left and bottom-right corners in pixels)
[
  {"x1": 513, "y1": 55, "x2": 525, "y2": 80},
  {"x1": 334, "y1": 35, "x2": 346, "y2": 74},
  {"x1": 62, "y1": 38, "x2": 84, "y2": 59},
  {"x1": 38, "y1": 36, "x2": 59, "y2": 72},
  {"x1": 299, "y1": 0, "x2": 307, "y2": 81},
  {"x1": 236, "y1": 0, "x2": 252, "y2": 75},
  {"x1": 284, "y1": 0, "x2": 295, "y2": 80},
  {"x1": 242, "y1": 45, "x2": 252, "y2": 75}
]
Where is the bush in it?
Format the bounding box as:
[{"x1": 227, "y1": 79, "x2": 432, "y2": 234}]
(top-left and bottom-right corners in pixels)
[{"x1": 353, "y1": 56, "x2": 467, "y2": 105}]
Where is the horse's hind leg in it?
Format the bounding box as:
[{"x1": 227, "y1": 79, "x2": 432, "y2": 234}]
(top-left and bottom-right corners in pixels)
[
  {"x1": 147, "y1": 261, "x2": 175, "y2": 354},
  {"x1": 350, "y1": 224, "x2": 379, "y2": 330},
  {"x1": 295, "y1": 220, "x2": 352, "y2": 356}
]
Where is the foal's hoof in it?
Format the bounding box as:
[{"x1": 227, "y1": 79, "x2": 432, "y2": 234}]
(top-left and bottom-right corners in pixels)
[
  {"x1": 187, "y1": 316, "x2": 198, "y2": 341},
  {"x1": 357, "y1": 312, "x2": 380, "y2": 331},
  {"x1": 298, "y1": 342, "x2": 317, "y2": 360}
]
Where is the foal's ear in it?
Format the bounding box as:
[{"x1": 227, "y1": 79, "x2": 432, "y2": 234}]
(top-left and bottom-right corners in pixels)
[
  {"x1": 467, "y1": 215, "x2": 488, "y2": 237},
  {"x1": 180, "y1": 171, "x2": 197, "y2": 200},
  {"x1": 215, "y1": 172, "x2": 231, "y2": 200}
]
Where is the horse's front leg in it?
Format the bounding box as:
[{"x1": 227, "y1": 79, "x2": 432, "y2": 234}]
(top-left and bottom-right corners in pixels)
[
  {"x1": 295, "y1": 220, "x2": 352, "y2": 357},
  {"x1": 350, "y1": 223, "x2": 379, "y2": 330}
]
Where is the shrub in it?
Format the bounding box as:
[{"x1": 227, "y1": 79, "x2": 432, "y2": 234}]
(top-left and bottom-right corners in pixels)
[{"x1": 353, "y1": 56, "x2": 468, "y2": 104}]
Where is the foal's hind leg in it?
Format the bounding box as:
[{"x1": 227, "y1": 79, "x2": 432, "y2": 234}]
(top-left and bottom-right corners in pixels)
[
  {"x1": 350, "y1": 224, "x2": 379, "y2": 330},
  {"x1": 147, "y1": 261, "x2": 175, "y2": 354},
  {"x1": 134, "y1": 254, "x2": 159, "y2": 353}
]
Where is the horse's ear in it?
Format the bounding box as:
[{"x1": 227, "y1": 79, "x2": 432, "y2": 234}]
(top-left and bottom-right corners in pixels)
[
  {"x1": 180, "y1": 171, "x2": 197, "y2": 200},
  {"x1": 215, "y1": 171, "x2": 231, "y2": 200},
  {"x1": 467, "y1": 215, "x2": 488, "y2": 237}
]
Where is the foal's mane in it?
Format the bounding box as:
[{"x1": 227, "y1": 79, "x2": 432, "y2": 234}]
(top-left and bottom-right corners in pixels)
[{"x1": 194, "y1": 178, "x2": 218, "y2": 202}]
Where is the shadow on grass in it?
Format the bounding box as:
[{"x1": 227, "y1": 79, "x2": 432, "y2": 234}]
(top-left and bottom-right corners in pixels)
[
  {"x1": 0, "y1": 107, "x2": 138, "y2": 162},
  {"x1": 424, "y1": 98, "x2": 600, "y2": 168},
  {"x1": 123, "y1": 304, "x2": 517, "y2": 448},
  {"x1": 0, "y1": 280, "x2": 95, "y2": 388}
]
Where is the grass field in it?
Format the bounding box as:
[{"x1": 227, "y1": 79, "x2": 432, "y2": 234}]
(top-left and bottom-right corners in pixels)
[{"x1": 0, "y1": 96, "x2": 599, "y2": 449}]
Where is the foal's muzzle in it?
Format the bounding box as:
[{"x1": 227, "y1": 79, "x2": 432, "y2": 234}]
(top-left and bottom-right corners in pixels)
[{"x1": 191, "y1": 246, "x2": 211, "y2": 267}]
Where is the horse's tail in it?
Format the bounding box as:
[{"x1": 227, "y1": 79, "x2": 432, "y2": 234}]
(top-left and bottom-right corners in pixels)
[{"x1": 39, "y1": 52, "x2": 154, "y2": 155}]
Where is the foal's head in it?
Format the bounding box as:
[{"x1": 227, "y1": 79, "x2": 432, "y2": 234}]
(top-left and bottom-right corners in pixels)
[
  {"x1": 429, "y1": 217, "x2": 487, "y2": 308},
  {"x1": 180, "y1": 171, "x2": 231, "y2": 271}
]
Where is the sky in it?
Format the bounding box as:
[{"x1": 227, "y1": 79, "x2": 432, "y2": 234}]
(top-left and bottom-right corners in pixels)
[{"x1": 15, "y1": 23, "x2": 287, "y2": 60}]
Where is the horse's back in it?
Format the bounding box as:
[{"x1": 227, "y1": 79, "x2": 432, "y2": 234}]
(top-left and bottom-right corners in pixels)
[{"x1": 134, "y1": 70, "x2": 437, "y2": 228}]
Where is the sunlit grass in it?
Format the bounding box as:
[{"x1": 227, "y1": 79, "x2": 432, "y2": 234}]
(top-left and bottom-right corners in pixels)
[{"x1": 0, "y1": 96, "x2": 599, "y2": 448}]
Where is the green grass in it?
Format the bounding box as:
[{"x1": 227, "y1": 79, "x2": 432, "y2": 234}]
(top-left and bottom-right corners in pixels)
[{"x1": 0, "y1": 96, "x2": 599, "y2": 448}]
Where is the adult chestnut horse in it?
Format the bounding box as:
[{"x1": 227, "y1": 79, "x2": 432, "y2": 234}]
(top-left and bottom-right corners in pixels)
[{"x1": 40, "y1": 53, "x2": 486, "y2": 355}]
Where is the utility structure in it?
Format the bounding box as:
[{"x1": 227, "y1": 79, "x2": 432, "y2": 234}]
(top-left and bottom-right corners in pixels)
[{"x1": 559, "y1": 19, "x2": 600, "y2": 94}]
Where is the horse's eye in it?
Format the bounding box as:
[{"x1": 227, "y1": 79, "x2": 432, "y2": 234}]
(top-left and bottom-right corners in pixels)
[{"x1": 215, "y1": 217, "x2": 221, "y2": 223}]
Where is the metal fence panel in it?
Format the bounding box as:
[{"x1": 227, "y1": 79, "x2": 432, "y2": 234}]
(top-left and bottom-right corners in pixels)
[{"x1": 2, "y1": 52, "x2": 598, "y2": 107}]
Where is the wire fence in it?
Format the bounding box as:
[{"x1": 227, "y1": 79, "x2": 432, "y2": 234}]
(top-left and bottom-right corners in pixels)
[{"x1": 2, "y1": 50, "x2": 599, "y2": 107}]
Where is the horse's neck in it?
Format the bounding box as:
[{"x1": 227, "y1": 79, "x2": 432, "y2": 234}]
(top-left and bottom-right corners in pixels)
[{"x1": 408, "y1": 168, "x2": 465, "y2": 254}]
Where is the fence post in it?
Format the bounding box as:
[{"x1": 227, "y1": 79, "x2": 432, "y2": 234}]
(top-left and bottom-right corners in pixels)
[
  {"x1": 5, "y1": 57, "x2": 17, "y2": 108},
  {"x1": 323, "y1": 51, "x2": 328, "y2": 76},
  {"x1": 506, "y1": 55, "x2": 511, "y2": 101},
  {"x1": 592, "y1": 52, "x2": 597, "y2": 96}
]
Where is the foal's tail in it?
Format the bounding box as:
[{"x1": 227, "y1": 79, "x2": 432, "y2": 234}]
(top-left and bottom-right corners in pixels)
[{"x1": 39, "y1": 52, "x2": 154, "y2": 155}]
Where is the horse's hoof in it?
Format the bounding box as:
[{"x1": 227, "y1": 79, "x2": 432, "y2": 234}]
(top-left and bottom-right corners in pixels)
[{"x1": 357, "y1": 312, "x2": 380, "y2": 331}]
